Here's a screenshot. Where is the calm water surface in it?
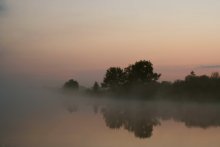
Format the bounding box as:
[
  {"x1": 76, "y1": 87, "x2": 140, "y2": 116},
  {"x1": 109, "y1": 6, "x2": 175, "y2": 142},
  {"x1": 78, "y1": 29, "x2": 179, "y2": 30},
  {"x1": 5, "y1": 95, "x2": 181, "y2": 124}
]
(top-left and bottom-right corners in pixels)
[{"x1": 1, "y1": 84, "x2": 220, "y2": 147}]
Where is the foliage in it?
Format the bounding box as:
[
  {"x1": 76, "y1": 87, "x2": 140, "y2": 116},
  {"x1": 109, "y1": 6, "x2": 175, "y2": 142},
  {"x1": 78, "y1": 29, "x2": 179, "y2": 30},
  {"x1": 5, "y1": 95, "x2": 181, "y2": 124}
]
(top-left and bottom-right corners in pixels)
[
  {"x1": 170, "y1": 71, "x2": 220, "y2": 101},
  {"x1": 92, "y1": 81, "x2": 100, "y2": 92},
  {"x1": 102, "y1": 67, "x2": 126, "y2": 90},
  {"x1": 63, "y1": 79, "x2": 79, "y2": 90},
  {"x1": 62, "y1": 61, "x2": 220, "y2": 101},
  {"x1": 125, "y1": 60, "x2": 161, "y2": 85},
  {"x1": 101, "y1": 60, "x2": 161, "y2": 91},
  {"x1": 211, "y1": 72, "x2": 220, "y2": 79}
]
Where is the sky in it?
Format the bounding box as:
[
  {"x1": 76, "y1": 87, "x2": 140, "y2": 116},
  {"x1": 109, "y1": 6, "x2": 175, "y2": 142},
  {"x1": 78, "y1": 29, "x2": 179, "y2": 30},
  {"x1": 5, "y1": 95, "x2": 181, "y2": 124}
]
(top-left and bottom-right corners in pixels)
[{"x1": 1, "y1": 0, "x2": 220, "y2": 86}]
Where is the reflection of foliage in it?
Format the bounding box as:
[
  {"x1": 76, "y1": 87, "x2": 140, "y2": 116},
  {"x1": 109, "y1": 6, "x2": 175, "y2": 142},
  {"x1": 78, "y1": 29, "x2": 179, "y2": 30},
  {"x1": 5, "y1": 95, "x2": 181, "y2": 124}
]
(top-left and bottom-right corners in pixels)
[
  {"x1": 63, "y1": 95, "x2": 220, "y2": 139},
  {"x1": 101, "y1": 106, "x2": 160, "y2": 139},
  {"x1": 67, "y1": 104, "x2": 78, "y2": 113},
  {"x1": 124, "y1": 117, "x2": 159, "y2": 138},
  {"x1": 175, "y1": 104, "x2": 220, "y2": 129},
  {"x1": 93, "y1": 102, "x2": 220, "y2": 139},
  {"x1": 102, "y1": 108, "x2": 123, "y2": 129},
  {"x1": 93, "y1": 105, "x2": 99, "y2": 114}
]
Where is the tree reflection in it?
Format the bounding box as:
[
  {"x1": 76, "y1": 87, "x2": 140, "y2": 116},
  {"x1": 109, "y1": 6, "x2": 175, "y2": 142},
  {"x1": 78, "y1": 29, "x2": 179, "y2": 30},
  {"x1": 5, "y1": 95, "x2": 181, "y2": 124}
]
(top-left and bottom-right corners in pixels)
[
  {"x1": 173, "y1": 104, "x2": 220, "y2": 129},
  {"x1": 101, "y1": 105, "x2": 160, "y2": 138},
  {"x1": 102, "y1": 108, "x2": 124, "y2": 129},
  {"x1": 65, "y1": 99, "x2": 220, "y2": 139},
  {"x1": 96, "y1": 101, "x2": 220, "y2": 139},
  {"x1": 66, "y1": 104, "x2": 78, "y2": 113},
  {"x1": 124, "y1": 117, "x2": 159, "y2": 138}
]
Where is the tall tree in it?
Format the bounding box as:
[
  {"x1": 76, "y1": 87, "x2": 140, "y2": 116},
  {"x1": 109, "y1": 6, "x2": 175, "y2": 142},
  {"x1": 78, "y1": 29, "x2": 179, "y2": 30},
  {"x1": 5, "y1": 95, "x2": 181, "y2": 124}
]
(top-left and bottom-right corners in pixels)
[
  {"x1": 125, "y1": 60, "x2": 161, "y2": 85},
  {"x1": 93, "y1": 81, "x2": 100, "y2": 92},
  {"x1": 102, "y1": 67, "x2": 126, "y2": 90}
]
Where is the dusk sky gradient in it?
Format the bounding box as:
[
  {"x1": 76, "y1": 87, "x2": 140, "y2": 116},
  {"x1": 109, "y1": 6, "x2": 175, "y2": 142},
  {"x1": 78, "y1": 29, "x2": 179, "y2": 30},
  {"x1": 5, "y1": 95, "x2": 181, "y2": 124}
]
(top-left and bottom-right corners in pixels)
[{"x1": 1, "y1": 0, "x2": 220, "y2": 85}]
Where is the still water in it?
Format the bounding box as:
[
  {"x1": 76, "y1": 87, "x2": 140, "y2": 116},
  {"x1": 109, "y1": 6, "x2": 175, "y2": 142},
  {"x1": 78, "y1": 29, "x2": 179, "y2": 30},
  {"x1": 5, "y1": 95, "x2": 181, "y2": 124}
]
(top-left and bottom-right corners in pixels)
[{"x1": 1, "y1": 84, "x2": 220, "y2": 147}]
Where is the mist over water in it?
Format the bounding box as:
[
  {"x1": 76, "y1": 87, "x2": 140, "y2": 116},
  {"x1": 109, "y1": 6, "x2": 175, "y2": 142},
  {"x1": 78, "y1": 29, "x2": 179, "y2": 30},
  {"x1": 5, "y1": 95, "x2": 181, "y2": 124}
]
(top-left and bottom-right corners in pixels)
[
  {"x1": 1, "y1": 73, "x2": 220, "y2": 147},
  {"x1": 1, "y1": 0, "x2": 220, "y2": 146}
]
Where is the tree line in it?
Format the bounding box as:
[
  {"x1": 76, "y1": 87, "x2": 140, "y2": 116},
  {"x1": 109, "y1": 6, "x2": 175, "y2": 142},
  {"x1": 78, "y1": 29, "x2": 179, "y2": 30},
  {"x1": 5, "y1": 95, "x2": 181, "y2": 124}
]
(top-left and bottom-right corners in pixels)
[{"x1": 63, "y1": 60, "x2": 220, "y2": 101}]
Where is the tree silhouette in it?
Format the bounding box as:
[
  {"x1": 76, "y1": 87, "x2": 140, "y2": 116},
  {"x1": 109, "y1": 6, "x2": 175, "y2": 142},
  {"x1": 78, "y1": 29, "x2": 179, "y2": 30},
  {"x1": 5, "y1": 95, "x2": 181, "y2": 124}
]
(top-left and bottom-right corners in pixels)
[
  {"x1": 102, "y1": 67, "x2": 126, "y2": 90},
  {"x1": 63, "y1": 79, "x2": 79, "y2": 90},
  {"x1": 185, "y1": 71, "x2": 196, "y2": 82},
  {"x1": 62, "y1": 60, "x2": 220, "y2": 101},
  {"x1": 92, "y1": 81, "x2": 100, "y2": 92},
  {"x1": 125, "y1": 60, "x2": 161, "y2": 85},
  {"x1": 101, "y1": 60, "x2": 161, "y2": 93},
  {"x1": 211, "y1": 72, "x2": 220, "y2": 79}
]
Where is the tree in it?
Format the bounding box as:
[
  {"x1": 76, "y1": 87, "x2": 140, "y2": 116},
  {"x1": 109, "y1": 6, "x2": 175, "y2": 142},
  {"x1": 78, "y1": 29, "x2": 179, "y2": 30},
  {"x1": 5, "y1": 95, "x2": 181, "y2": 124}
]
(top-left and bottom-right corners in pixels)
[
  {"x1": 124, "y1": 60, "x2": 161, "y2": 85},
  {"x1": 63, "y1": 79, "x2": 79, "y2": 90},
  {"x1": 92, "y1": 81, "x2": 100, "y2": 92},
  {"x1": 211, "y1": 72, "x2": 220, "y2": 79},
  {"x1": 185, "y1": 71, "x2": 196, "y2": 82},
  {"x1": 102, "y1": 67, "x2": 126, "y2": 90}
]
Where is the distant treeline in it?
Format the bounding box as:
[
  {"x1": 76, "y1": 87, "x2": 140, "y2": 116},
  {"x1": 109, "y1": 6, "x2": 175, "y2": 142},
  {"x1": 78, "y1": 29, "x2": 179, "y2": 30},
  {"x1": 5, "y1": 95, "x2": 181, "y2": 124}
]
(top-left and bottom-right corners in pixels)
[{"x1": 63, "y1": 60, "x2": 220, "y2": 101}]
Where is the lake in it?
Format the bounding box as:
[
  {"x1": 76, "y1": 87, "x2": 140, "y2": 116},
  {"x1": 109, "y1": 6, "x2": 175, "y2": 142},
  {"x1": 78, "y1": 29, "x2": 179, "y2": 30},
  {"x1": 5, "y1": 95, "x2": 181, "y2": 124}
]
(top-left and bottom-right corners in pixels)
[{"x1": 1, "y1": 84, "x2": 220, "y2": 147}]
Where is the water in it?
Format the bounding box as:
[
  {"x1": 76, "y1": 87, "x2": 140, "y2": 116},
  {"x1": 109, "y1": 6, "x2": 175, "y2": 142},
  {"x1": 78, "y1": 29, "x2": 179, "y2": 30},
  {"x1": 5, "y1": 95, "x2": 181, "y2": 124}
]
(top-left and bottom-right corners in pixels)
[{"x1": 1, "y1": 80, "x2": 220, "y2": 147}]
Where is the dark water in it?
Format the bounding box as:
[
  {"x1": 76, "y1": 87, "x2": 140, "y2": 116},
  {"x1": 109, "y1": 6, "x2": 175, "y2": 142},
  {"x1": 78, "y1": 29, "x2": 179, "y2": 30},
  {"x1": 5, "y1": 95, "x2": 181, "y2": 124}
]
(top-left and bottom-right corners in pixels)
[{"x1": 1, "y1": 81, "x2": 220, "y2": 147}]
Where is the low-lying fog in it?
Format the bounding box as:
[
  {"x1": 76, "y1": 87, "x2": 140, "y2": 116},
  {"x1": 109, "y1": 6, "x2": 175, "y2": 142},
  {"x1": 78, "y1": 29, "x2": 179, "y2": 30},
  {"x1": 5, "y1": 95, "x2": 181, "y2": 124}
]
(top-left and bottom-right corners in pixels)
[{"x1": 1, "y1": 73, "x2": 220, "y2": 147}]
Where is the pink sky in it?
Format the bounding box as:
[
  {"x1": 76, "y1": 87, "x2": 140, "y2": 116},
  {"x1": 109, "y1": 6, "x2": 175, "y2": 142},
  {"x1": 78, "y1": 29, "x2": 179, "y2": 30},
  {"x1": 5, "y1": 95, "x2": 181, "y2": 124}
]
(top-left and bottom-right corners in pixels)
[{"x1": 1, "y1": 0, "x2": 220, "y2": 86}]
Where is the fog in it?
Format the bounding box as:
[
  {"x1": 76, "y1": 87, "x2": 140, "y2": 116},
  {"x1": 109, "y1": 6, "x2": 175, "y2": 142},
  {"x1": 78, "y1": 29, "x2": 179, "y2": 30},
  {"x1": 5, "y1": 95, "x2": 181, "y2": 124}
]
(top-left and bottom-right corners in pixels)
[
  {"x1": 1, "y1": 71, "x2": 220, "y2": 147},
  {"x1": 0, "y1": 74, "x2": 60, "y2": 136}
]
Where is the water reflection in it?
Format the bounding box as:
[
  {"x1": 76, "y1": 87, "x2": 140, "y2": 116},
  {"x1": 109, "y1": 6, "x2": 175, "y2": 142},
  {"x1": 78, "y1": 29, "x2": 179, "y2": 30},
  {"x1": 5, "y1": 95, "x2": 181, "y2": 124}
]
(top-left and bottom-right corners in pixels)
[
  {"x1": 66, "y1": 99, "x2": 220, "y2": 139},
  {"x1": 67, "y1": 104, "x2": 78, "y2": 113},
  {"x1": 101, "y1": 105, "x2": 160, "y2": 138}
]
